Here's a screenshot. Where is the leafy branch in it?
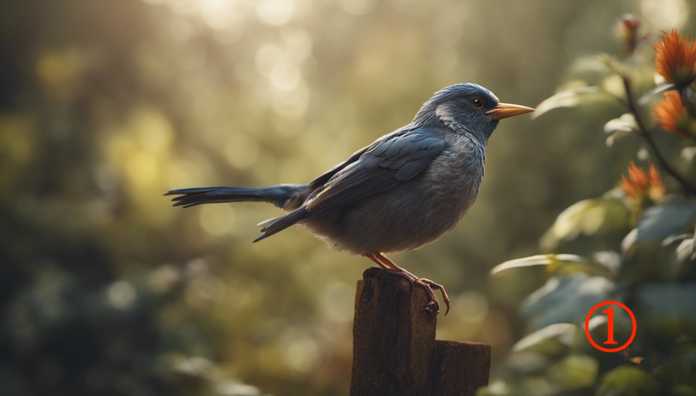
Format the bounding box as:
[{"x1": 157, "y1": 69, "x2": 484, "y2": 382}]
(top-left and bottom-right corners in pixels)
[{"x1": 621, "y1": 75, "x2": 696, "y2": 196}]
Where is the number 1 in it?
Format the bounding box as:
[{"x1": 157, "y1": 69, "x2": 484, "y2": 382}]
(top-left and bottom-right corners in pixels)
[{"x1": 602, "y1": 306, "x2": 618, "y2": 345}]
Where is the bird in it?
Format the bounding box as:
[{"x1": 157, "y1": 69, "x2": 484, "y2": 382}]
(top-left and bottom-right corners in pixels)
[{"x1": 166, "y1": 83, "x2": 534, "y2": 315}]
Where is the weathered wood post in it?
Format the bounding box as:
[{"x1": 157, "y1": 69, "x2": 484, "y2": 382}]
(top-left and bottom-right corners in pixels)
[{"x1": 350, "y1": 268, "x2": 491, "y2": 396}]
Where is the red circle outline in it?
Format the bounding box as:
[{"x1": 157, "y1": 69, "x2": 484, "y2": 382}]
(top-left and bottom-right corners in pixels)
[{"x1": 583, "y1": 300, "x2": 637, "y2": 353}]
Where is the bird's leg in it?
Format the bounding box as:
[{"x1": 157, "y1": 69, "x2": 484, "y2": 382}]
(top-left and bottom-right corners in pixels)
[
  {"x1": 365, "y1": 253, "x2": 430, "y2": 292},
  {"x1": 371, "y1": 254, "x2": 439, "y2": 314},
  {"x1": 364, "y1": 253, "x2": 394, "y2": 270},
  {"x1": 366, "y1": 253, "x2": 424, "y2": 288},
  {"x1": 366, "y1": 253, "x2": 441, "y2": 312},
  {"x1": 374, "y1": 253, "x2": 450, "y2": 315}
]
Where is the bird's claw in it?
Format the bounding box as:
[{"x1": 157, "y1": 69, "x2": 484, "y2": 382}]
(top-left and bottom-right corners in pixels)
[
  {"x1": 410, "y1": 277, "x2": 449, "y2": 316},
  {"x1": 366, "y1": 253, "x2": 451, "y2": 316},
  {"x1": 424, "y1": 300, "x2": 439, "y2": 314},
  {"x1": 419, "y1": 278, "x2": 451, "y2": 315},
  {"x1": 383, "y1": 270, "x2": 444, "y2": 315},
  {"x1": 411, "y1": 278, "x2": 440, "y2": 315}
]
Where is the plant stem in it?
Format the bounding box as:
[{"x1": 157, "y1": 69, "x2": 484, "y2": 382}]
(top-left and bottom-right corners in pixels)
[
  {"x1": 621, "y1": 76, "x2": 696, "y2": 196},
  {"x1": 679, "y1": 89, "x2": 696, "y2": 119}
]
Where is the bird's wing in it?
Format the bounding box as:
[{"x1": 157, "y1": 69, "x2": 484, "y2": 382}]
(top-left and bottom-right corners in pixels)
[
  {"x1": 309, "y1": 146, "x2": 369, "y2": 189},
  {"x1": 307, "y1": 128, "x2": 409, "y2": 190},
  {"x1": 303, "y1": 127, "x2": 447, "y2": 212}
]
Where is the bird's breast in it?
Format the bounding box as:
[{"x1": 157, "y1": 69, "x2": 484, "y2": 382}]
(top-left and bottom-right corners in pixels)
[{"x1": 423, "y1": 136, "x2": 485, "y2": 214}]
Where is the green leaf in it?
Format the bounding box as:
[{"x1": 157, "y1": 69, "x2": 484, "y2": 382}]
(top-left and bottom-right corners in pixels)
[
  {"x1": 682, "y1": 147, "x2": 696, "y2": 163},
  {"x1": 547, "y1": 354, "x2": 598, "y2": 390},
  {"x1": 593, "y1": 251, "x2": 622, "y2": 273},
  {"x1": 600, "y1": 55, "x2": 631, "y2": 76},
  {"x1": 672, "y1": 385, "x2": 696, "y2": 396},
  {"x1": 491, "y1": 254, "x2": 613, "y2": 277},
  {"x1": 597, "y1": 366, "x2": 659, "y2": 396},
  {"x1": 622, "y1": 198, "x2": 696, "y2": 253},
  {"x1": 506, "y1": 352, "x2": 551, "y2": 376},
  {"x1": 492, "y1": 254, "x2": 583, "y2": 274},
  {"x1": 476, "y1": 380, "x2": 513, "y2": 396},
  {"x1": 638, "y1": 82, "x2": 676, "y2": 105},
  {"x1": 670, "y1": 229, "x2": 696, "y2": 270},
  {"x1": 676, "y1": 237, "x2": 696, "y2": 263},
  {"x1": 532, "y1": 83, "x2": 603, "y2": 118},
  {"x1": 567, "y1": 54, "x2": 625, "y2": 84},
  {"x1": 638, "y1": 283, "x2": 696, "y2": 337},
  {"x1": 521, "y1": 274, "x2": 614, "y2": 330},
  {"x1": 601, "y1": 74, "x2": 626, "y2": 98},
  {"x1": 512, "y1": 323, "x2": 578, "y2": 355},
  {"x1": 569, "y1": 54, "x2": 614, "y2": 75},
  {"x1": 542, "y1": 197, "x2": 630, "y2": 251},
  {"x1": 604, "y1": 113, "x2": 637, "y2": 146},
  {"x1": 655, "y1": 344, "x2": 696, "y2": 390}
]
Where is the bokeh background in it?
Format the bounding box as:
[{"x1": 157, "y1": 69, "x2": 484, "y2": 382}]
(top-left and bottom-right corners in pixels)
[{"x1": 1, "y1": 0, "x2": 693, "y2": 395}]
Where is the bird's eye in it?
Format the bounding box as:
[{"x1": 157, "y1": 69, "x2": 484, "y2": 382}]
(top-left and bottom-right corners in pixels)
[{"x1": 472, "y1": 97, "x2": 483, "y2": 107}]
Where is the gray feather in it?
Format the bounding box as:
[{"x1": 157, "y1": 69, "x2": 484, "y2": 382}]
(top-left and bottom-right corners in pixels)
[{"x1": 305, "y1": 127, "x2": 447, "y2": 212}]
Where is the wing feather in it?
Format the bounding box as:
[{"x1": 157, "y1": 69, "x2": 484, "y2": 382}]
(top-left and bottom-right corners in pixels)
[{"x1": 305, "y1": 128, "x2": 447, "y2": 211}]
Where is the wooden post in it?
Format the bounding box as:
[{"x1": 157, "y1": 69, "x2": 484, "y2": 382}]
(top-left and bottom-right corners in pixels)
[
  {"x1": 350, "y1": 268, "x2": 490, "y2": 396},
  {"x1": 430, "y1": 341, "x2": 491, "y2": 396}
]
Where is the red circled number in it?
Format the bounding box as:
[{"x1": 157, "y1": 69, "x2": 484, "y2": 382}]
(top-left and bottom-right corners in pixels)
[{"x1": 584, "y1": 300, "x2": 637, "y2": 353}]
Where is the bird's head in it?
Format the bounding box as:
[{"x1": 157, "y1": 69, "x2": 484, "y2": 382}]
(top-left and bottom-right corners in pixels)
[{"x1": 413, "y1": 83, "x2": 534, "y2": 143}]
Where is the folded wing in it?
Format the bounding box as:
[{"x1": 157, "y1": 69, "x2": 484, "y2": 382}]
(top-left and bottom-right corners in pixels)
[{"x1": 254, "y1": 127, "x2": 447, "y2": 242}]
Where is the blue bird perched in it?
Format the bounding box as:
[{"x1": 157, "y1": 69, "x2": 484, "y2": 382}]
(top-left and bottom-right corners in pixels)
[{"x1": 166, "y1": 83, "x2": 534, "y2": 314}]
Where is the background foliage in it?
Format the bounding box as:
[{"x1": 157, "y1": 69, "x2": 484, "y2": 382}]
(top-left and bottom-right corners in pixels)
[
  {"x1": 1, "y1": 1, "x2": 694, "y2": 395},
  {"x1": 482, "y1": 11, "x2": 696, "y2": 396}
]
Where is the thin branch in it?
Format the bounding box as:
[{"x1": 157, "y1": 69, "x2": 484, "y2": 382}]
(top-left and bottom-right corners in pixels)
[
  {"x1": 679, "y1": 89, "x2": 696, "y2": 119},
  {"x1": 621, "y1": 75, "x2": 696, "y2": 196}
]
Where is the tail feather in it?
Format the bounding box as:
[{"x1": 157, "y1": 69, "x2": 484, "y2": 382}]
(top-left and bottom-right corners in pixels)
[
  {"x1": 253, "y1": 207, "x2": 308, "y2": 243},
  {"x1": 165, "y1": 185, "x2": 306, "y2": 208}
]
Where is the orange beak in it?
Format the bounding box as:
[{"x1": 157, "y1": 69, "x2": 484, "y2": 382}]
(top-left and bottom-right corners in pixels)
[{"x1": 486, "y1": 102, "x2": 535, "y2": 120}]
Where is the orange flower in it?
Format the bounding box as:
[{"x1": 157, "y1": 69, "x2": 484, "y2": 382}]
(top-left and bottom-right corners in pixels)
[
  {"x1": 655, "y1": 30, "x2": 696, "y2": 85},
  {"x1": 622, "y1": 162, "x2": 648, "y2": 198},
  {"x1": 621, "y1": 162, "x2": 665, "y2": 202},
  {"x1": 647, "y1": 164, "x2": 666, "y2": 201},
  {"x1": 653, "y1": 91, "x2": 689, "y2": 136}
]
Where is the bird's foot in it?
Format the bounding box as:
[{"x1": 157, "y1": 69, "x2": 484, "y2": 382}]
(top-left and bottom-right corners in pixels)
[
  {"x1": 418, "y1": 278, "x2": 450, "y2": 315},
  {"x1": 413, "y1": 277, "x2": 442, "y2": 315},
  {"x1": 385, "y1": 270, "x2": 447, "y2": 315},
  {"x1": 363, "y1": 253, "x2": 450, "y2": 315}
]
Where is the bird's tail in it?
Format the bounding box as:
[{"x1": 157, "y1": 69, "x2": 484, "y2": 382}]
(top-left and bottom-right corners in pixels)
[{"x1": 165, "y1": 184, "x2": 308, "y2": 209}]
